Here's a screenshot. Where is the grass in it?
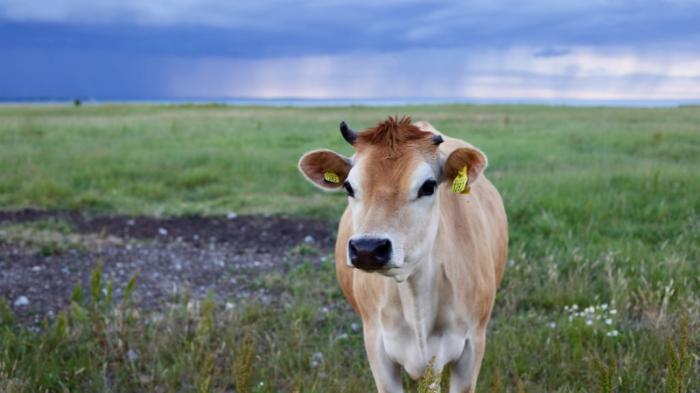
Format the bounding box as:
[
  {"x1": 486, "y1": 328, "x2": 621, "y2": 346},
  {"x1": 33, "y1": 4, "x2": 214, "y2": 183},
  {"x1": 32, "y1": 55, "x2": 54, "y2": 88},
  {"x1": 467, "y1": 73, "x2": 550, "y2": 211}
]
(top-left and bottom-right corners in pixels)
[{"x1": 0, "y1": 104, "x2": 699, "y2": 391}]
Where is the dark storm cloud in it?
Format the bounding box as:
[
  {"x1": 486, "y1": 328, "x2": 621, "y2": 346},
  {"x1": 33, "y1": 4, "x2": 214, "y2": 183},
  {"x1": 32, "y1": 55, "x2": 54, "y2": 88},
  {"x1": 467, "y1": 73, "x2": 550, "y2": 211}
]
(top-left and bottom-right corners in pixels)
[
  {"x1": 2, "y1": 1, "x2": 700, "y2": 58},
  {"x1": 1, "y1": 0, "x2": 699, "y2": 99},
  {"x1": 533, "y1": 48, "x2": 572, "y2": 58}
]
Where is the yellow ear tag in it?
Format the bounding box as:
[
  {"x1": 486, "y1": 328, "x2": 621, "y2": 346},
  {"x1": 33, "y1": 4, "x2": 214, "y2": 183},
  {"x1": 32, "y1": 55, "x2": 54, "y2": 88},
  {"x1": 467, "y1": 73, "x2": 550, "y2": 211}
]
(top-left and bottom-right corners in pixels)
[
  {"x1": 323, "y1": 171, "x2": 340, "y2": 184},
  {"x1": 451, "y1": 165, "x2": 470, "y2": 194}
]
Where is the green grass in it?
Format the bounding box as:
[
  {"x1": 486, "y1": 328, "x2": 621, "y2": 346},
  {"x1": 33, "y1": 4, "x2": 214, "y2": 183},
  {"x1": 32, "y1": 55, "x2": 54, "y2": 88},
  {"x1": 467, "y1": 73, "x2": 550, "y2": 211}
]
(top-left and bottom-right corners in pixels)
[{"x1": 1, "y1": 104, "x2": 699, "y2": 391}]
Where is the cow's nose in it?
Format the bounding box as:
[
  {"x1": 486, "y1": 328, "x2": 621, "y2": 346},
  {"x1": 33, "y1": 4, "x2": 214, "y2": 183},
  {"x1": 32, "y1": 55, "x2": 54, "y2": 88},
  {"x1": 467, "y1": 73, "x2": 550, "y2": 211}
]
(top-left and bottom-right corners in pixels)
[{"x1": 348, "y1": 237, "x2": 392, "y2": 270}]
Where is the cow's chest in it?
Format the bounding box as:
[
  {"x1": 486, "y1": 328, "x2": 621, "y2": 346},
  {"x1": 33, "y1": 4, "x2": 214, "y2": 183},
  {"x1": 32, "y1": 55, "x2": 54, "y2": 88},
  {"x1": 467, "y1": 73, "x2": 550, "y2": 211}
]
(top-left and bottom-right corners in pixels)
[{"x1": 380, "y1": 307, "x2": 469, "y2": 379}]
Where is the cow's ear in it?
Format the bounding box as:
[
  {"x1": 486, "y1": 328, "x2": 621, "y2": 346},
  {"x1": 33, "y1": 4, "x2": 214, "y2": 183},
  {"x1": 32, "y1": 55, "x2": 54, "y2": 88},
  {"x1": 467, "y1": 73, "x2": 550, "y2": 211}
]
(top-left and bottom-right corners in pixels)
[
  {"x1": 298, "y1": 149, "x2": 352, "y2": 191},
  {"x1": 442, "y1": 146, "x2": 488, "y2": 186}
]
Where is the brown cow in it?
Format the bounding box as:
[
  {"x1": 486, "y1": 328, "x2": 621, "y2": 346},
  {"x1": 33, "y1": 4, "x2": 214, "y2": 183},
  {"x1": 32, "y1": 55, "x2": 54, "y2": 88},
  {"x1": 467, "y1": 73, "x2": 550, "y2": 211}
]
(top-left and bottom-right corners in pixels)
[{"x1": 298, "y1": 117, "x2": 508, "y2": 392}]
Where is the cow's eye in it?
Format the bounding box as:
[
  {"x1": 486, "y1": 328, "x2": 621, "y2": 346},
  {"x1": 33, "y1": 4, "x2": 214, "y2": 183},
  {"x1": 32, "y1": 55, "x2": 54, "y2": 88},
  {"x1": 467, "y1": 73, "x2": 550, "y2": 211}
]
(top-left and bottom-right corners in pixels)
[
  {"x1": 417, "y1": 179, "x2": 437, "y2": 198},
  {"x1": 343, "y1": 181, "x2": 355, "y2": 198}
]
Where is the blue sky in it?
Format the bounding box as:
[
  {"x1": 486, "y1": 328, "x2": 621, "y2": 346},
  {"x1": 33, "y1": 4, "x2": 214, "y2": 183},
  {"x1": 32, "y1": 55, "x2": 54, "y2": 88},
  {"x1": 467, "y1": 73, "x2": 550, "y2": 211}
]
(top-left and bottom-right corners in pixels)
[{"x1": 1, "y1": 0, "x2": 699, "y2": 100}]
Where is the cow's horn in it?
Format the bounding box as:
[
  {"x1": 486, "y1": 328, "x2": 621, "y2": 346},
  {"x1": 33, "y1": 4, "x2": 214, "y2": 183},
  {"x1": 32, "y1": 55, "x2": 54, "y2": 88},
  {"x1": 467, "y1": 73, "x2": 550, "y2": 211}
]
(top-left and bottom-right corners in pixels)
[{"x1": 340, "y1": 121, "x2": 357, "y2": 145}]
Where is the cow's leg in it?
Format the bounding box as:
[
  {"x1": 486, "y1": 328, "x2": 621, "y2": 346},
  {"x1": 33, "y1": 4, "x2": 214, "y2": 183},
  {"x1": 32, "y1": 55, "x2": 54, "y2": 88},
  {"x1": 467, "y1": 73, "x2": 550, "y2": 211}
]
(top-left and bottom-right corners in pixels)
[
  {"x1": 449, "y1": 329, "x2": 486, "y2": 393},
  {"x1": 364, "y1": 326, "x2": 403, "y2": 393}
]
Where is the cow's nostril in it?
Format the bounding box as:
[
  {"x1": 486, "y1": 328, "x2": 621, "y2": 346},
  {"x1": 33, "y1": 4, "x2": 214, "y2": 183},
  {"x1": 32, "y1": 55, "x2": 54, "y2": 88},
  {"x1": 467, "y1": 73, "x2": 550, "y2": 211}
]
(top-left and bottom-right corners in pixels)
[
  {"x1": 348, "y1": 240, "x2": 359, "y2": 258},
  {"x1": 373, "y1": 239, "x2": 391, "y2": 261},
  {"x1": 348, "y1": 237, "x2": 392, "y2": 270}
]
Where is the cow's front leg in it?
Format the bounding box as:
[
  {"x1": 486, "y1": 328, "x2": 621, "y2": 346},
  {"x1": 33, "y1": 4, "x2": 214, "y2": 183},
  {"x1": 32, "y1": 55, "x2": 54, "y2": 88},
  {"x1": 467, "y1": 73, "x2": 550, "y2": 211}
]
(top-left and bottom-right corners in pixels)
[
  {"x1": 449, "y1": 329, "x2": 486, "y2": 393},
  {"x1": 363, "y1": 325, "x2": 403, "y2": 393}
]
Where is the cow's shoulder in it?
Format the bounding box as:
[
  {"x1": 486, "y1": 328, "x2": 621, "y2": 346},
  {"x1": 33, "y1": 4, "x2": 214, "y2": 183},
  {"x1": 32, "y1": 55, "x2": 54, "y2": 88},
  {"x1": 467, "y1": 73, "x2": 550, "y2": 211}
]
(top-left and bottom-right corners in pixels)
[{"x1": 436, "y1": 175, "x2": 508, "y2": 325}]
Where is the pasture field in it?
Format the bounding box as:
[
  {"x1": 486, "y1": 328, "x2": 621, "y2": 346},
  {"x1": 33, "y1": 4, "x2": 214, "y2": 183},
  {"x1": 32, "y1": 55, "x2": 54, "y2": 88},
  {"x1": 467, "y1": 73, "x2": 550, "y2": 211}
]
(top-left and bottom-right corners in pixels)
[{"x1": 0, "y1": 104, "x2": 698, "y2": 392}]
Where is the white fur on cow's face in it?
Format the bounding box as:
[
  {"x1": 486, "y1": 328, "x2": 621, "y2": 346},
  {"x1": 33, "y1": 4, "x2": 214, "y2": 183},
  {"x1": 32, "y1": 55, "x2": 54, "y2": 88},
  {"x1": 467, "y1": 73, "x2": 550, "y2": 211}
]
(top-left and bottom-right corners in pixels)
[{"x1": 345, "y1": 158, "x2": 441, "y2": 282}]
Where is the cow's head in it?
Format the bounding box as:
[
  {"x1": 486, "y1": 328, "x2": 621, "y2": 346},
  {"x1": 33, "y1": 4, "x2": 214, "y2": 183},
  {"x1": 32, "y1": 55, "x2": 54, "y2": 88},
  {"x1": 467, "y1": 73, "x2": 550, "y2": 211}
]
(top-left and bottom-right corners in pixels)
[{"x1": 299, "y1": 116, "x2": 487, "y2": 281}]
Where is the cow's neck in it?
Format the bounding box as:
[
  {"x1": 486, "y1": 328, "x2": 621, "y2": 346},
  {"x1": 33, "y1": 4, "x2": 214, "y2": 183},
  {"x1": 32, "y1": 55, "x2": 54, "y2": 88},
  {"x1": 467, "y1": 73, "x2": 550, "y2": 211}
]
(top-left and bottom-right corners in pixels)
[{"x1": 396, "y1": 251, "x2": 439, "y2": 363}]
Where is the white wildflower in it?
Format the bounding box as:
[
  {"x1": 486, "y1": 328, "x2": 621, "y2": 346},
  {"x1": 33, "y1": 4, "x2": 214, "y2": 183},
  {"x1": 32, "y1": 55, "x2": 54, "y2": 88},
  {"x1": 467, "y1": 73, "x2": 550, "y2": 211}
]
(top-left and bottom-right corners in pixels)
[
  {"x1": 310, "y1": 352, "x2": 324, "y2": 368},
  {"x1": 336, "y1": 333, "x2": 349, "y2": 340},
  {"x1": 127, "y1": 349, "x2": 139, "y2": 362}
]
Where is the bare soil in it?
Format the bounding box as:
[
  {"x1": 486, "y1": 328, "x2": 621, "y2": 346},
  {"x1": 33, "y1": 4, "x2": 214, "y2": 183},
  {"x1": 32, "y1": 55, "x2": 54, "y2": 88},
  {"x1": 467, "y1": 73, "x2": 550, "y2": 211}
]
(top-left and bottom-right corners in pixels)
[{"x1": 0, "y1": 209, "x2": 335, "y2": 325}]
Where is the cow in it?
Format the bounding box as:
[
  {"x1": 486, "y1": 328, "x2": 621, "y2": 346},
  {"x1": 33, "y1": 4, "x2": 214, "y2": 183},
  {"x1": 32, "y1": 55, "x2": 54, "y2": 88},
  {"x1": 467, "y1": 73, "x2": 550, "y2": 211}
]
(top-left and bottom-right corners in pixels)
[{"x1": 298, "y1": 116, "x2": 508, "y2": 393}]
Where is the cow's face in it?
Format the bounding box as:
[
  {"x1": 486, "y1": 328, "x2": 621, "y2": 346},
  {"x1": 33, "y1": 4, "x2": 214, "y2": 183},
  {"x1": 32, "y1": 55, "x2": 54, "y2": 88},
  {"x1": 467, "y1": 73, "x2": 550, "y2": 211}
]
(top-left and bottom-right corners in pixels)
[{"x1": 299, "y1": 117, "x2": 486, "y2": 281}]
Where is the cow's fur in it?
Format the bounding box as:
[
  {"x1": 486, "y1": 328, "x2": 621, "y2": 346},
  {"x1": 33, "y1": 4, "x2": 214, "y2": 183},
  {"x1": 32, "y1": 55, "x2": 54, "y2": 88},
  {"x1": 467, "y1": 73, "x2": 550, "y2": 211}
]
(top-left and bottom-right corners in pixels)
[{"x1": 299, "y1": 117, "x2": 508, "y2": 392}]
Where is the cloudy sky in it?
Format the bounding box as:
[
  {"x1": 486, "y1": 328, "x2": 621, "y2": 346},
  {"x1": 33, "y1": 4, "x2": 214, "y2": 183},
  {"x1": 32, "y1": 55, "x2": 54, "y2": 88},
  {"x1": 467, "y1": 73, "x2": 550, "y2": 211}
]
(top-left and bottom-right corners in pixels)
[{"x1": 1, "y1": 0, "x2": 699, "y2": 100}]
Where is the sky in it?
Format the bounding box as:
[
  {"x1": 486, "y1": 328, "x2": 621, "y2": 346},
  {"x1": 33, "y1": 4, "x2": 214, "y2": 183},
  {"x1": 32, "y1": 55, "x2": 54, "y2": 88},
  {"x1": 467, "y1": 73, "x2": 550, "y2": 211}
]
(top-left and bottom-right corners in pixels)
[{"x1": 1, "y1": 0, "x2": 700, "y2": 100}]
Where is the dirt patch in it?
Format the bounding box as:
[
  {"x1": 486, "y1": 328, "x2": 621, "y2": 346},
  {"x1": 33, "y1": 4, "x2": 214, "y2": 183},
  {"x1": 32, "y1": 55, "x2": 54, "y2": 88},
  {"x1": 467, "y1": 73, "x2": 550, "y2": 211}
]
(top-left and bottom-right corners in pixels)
[
  {"x1": 0, "y1": 209, "x2": 335, "y2": 252},
  {"x1": 0, "y1": 209, "x2": 336, "y2": 325}
]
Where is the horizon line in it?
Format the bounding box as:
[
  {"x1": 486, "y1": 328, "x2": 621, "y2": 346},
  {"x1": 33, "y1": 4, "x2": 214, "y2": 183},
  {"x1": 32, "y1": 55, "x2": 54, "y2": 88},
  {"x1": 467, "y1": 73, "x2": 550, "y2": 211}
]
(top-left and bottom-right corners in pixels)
[{"x1": 2, "y1": 96, "x2": 700, "y2": 108}]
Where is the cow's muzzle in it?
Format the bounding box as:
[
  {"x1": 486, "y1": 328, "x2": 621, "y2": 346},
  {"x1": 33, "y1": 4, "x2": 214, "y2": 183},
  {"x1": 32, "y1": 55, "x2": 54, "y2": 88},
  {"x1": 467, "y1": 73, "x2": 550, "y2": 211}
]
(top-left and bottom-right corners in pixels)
[{"x1": 348, "y1": 237, "x2": 392, "y2": 271}]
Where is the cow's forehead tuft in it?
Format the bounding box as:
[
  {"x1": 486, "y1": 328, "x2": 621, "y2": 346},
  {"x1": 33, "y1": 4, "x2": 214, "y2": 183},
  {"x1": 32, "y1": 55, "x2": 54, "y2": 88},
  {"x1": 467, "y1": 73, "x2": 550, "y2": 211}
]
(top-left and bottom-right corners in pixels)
[{"x1": 356, "y1": 116, "x2": 435, "y2": 157}]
